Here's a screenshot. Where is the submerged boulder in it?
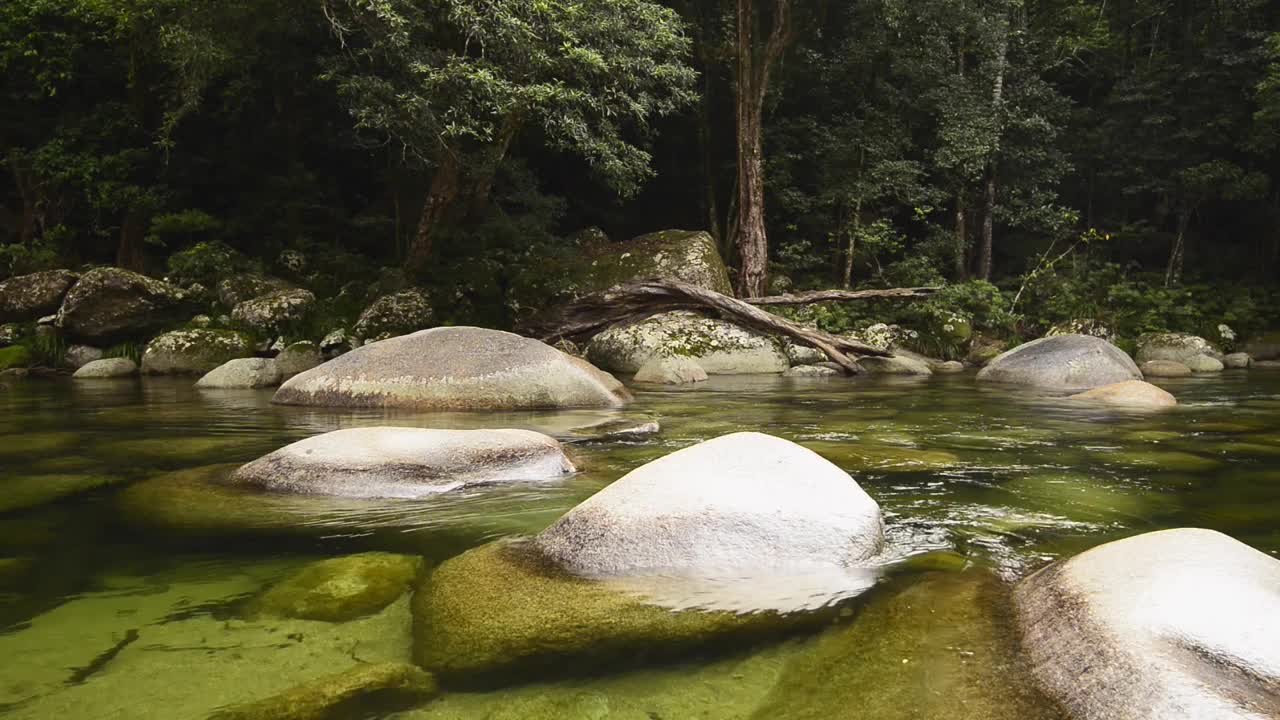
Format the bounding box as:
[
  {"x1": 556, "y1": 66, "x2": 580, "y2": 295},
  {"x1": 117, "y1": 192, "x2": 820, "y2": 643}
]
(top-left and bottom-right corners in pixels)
[
  {"x1": 977, "y1": 335, "x2": 1141, "y2": 392},
  {"x1": 231, "y1": 288, "x2": 316, "y2": 336},
  {"x1": 587, "y1": 312, "x2": 789, "y2": 375},
  {"x1": 1015, "y1": 528, "x2": 1280, "y2": 720},
  {"x1": 57, "y1": 268, "x2": 191, "y2": 343},
  {"x1": 535, "y1": 432, "x2": 884, "y2": 578},
  {"x1": 633, "y1": 356, "x2": 708, "y2": 385},
  {"x1": 0, "y1": 270, "x2": 78, "y2": 323},
  {"x1": 208, "y1": 663, "x2": 437, "y2": 720},
  {"x1": 857, "y1": 354, "x2": 933, "y2": 376},
  {"x1": 1068, "y1": 380, "x2": 1176, "y2": 409},
  {"x1": 1139, "y1": 360, "x2": 1192, "y2": 377},
  {"x1": 250, "y1": 553, "x2": 423, "y2": 622},
  {"x1": 274, "y1": 327, "x2": 630, "y2": 411},
  {"x1": 73, "y1": 357, "x2": 137, "y2": 379},
  {"x1": 1135, "y1": 332, "x2": 1223, "y2": 365},
  {"x1": 141, "y1": 329, "x2": 253, "y2": 375},
  {"x1": 231, "y1": 427, "x2": 575, "y2": 499},
  {"x1": 196, "y1": 358, "x2": 283, "y2": 389},
  {"x1": 352, "y1": 288, "x2": 435, "y2": 341}
]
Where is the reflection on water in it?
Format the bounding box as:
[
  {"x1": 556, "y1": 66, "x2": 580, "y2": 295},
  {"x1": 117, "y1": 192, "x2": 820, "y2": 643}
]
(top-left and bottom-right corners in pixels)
[{"x1": 1, "y1": 371, "x2": 1279, "y2": 717}]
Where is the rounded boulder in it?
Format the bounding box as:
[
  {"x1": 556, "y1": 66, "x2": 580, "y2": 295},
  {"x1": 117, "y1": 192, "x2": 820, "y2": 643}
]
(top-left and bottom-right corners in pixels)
[
  {"x1": 976, "y1": 335, "x2": 1141, "y2": 392},
  {"x1": 273, "y1": 327, "x2": 630, "y2": 411},
  {"x1": 1068, "y1": 380, "x2": 1176, "y2": 409}
]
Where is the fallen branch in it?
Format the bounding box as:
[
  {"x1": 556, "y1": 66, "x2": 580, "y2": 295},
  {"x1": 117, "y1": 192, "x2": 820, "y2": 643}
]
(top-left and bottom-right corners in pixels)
[
  {"x1": 530, "y1": 279, "x2": 934, "y2": 374},
  {"x1": 744, "y1": 286, "x2": 939, "y2": 306}
]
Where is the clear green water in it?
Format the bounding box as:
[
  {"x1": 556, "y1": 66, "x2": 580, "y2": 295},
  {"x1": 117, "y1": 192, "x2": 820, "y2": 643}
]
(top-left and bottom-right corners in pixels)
[{"x1": 1, "y1": 371, "x2": 1278, "y2": 718}]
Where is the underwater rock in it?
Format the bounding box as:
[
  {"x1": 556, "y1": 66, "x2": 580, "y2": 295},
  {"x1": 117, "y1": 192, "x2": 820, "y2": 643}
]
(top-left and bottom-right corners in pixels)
[
  {"x1": 535, "y1": 432, "x2": 884, "y2": 578},
  {"x1": 57, "y1": 267, "x2": 192, "y2": 343},
  {"x1": 94, "y1": 436, "x2": 256, "y2": 467},
  {"x1": 412, "y1": 540, "x2": 829, "y2": 685},
  {"x1": 857, "y1": 354, "x2": 934, "y2": 376},
  {"x1": 1185, "y1": 353, "x2": 1225, "y2": 373},
  {"x1": 250, "y1": 552, "x2": 423, "y2": 622},
  {"x1": 196, "y1": 358, "x2": 283, "y2": 389},
  {"x1": 1015, "y1": 528, "x2": 1280, "y2": 720},
  {"x1": 0, "y1": 472, "x2": 122, "y2": 514},
  {"x1": 633, "y1": 356, "x2": 708, "y2": 385},
  {"x1": 141, "y1": 329, "x2": 253, "y2": 375},
  {"x1": 231, "y1": 427, "x2": 575, "y2": 498},
  {"x1": 0, "y1": 269, "x2": 79, "y2": 323},
  {"x1": 1139, "y1": 359, "x2": 1192, "y2": 377},
  {"x1": 274, "y1": 327, "x2": 630, "y2": 411},
  {"x1": 231, "y1": 288, "x2": 316, "y2": 336},
  {"x1": 977, "y1": 335, "x2": 1141, "y2": 392},
  {"x1": 587, "y1": 311, "x2": 789, "y2": 375},
  {"x1": 208, "y1": 662, "x2": 437, "y2": 720},
  {"x1": 1135, "y1": 332, "x2": 1223, "y2": 365},
  {"x1": 352, "y1": 287, "x2": 435, "y2": 341},
  {"x1": 751, "y1": 572, "x2": 1060, "y2": 720},
  {"x1": 273, "y1": 341, "x2": 322, "y2": 379},
  {"x1": 1223, "y1": 352, "x2": 1253, "y2": 369},
  {"x1": 1068, "y1": 380, "x2": 1176, "y2": 409}
]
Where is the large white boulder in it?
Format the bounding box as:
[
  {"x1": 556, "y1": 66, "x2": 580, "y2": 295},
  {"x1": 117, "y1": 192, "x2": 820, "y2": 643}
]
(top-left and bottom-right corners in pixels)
[
  {"x1": 1015, "y1": 528, "x2": 1280, "y2": 720},
  {"x1": 977, "y1": 334, "x2": 1142, "y2": 392},
  {"x1": 274, "y1": 327, "x2": 629, "y2": 411},
  {"x1": 535, "y1": 432, "x2": 884, "y2": 578},
  {"x1": 586, "y1": 312, "x2": 789, "y2": 375},
  {"x1": 230, "y1": 427, "x2": 575, "y2": 498}
]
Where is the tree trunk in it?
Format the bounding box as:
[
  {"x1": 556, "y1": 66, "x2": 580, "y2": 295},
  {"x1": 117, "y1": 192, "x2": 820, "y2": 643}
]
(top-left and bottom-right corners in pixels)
[
  {"x1": 1165, "y1": 208, "x2": 1189, "y2": 287},
  {"x1": 978, "y1": 170, "x2": 997, "y2": 280},
  {"x1": 406, "y1": 153, "x2": 461, "y2": 276},
  {"x1": 116, "y1": 210, "x2": 147, "y2": 272},
  {"x1": 697, "y1": 73, "x2": 722, "y2": 248},
  {"x1": 954, "y1": 193, "x2": 969, "y2": 281},
  {"x1": 978, "y1": 11, "x2": 1009, "y2": 282},
  {"x1": 842, "y1": 198, "x2": 863, "y2": 289}
]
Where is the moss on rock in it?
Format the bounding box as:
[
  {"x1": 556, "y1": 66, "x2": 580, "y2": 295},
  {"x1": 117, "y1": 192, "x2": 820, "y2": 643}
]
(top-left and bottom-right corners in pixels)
[
  {"x1": 208, "y1": 662, "x2": 437, "y2": 720},
  {"x1": 141, "y1": 329, "x2": 253, "y2": 375},
  {"x1": 251, "y1": 552, "x2": 424, "y2": 622},
  {"x1": 750, "y1": 572, "x2": 1062, "y2": 720},
  {"x1": 0, "y1": 345, "x2": 32, "y2": 370},
  {"x1": 413, "y1": 540, "x2": 829, "y2": 686},
  {"x1": 0, "y1": 472, "x2": 122, "y2": 514}
]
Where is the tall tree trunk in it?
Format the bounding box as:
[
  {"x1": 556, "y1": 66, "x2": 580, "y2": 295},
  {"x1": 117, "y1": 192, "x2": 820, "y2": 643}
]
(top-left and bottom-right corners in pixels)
[
  {"x1": 406, "y1": 153, "x2": 461, "y2": 277},
  {"x1": 697, "y1": 85, "x2": 722, "y2": 248},
  {"x1": 978, "y1": 170, "x2": 997, "y2": 280},
  {"x1": 731, "y1": 0, "x2": 791, "y2": 299},
  {"x1": 977, "y1": 11, "x2": 1009, "y2": 282},
  {"x1": 116, "y1": 210, "x2": 146, "y2": 272},
  {"x1": 954, "y1": 194, "x2": 969, "y2": 281},
  {"x1": 842, "y1": 197, "x2": 863, "y2": 289},
  {"x1": 1165, "y1": 207, "x2": 1189, "y2": 287}
]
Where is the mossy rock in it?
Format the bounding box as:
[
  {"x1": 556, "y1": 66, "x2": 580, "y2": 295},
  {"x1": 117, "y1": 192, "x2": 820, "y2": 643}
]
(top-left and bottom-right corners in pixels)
[
  {"x1": 750, "y1": 571, "x2": 1062, "y2": 720},
  {"x1": 208, "y1": 662, "x2": 437, "y2": 720},
  {"x1": 93, "y1": 435, "x2": 257, "y2": 467},
  {"x1": 586, "y1": 311, "x2": 788, "y2": 375},
  {"x1": 413, "y1": 541, "x2": 830, "y2": 687},
  {"x1": 0, "y1": 345, "x2": 32, "y2": 370},
  {"x1": 141, "y1": 329, "x2": 253, "y2": 375},
  {"x1": 0, "y1": 473, "x2": 122, "y2": 514},
  {"x1": 251, "y1": 552, "x2": 424, "y2": 622},
  {"x1": 0, "y1": 431, "x2": 82, "y2": 459}
]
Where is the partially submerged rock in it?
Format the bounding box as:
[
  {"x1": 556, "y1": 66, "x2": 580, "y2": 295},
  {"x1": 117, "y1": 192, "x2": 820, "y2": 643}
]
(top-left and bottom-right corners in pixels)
[
  {"x1": 73, "y1": 357, "x2": 137, "y2": 379},
  {"x1": 1015, "y1": 528, "x2": 1280, "y2": 720},
  {"x1": 274, "y1": 327, "x2": 630, "y2": 411},
  {"x1": 633, "y1": 356, "x2": 708, "y2": 385},
  {"x1": 783, "y1": 364, "x2": 842, "y2": 378},
  {"x1": 1135, "y1": 332, "x2": 1223, "y2": 365},
  {"x1": 141, "y1": 329, "x2": 253, "y2": 375},
  {"x1": 587, "y1": 312, "x2": 789, "y2": 375},
  {"x1": 57, "y1": 267, "x2": 191, "y2": 343},
  {"x1": 0, "y1": 269, "x2": 78, "y2": 323},
  {"x1": 1224, "y1": 352, "x2": 1253, "y2": 369},
  {"x1": 208, "y1": 662, "x2": 437, "y2": 720},
  {"x1": 1185, "y1": 353, "x2": 1225, "y2": 373},
  {"x1": 1069, "y1": 380, "x2": 1176, "y2": 409},
  {"x1": 977, "y1": 335, "x2": 1141, "y2": 392},
  {"x1": 230, "y1": 427, "x2": 575, "y2": 498},
  {"x1": 857, "y1": 354, "x2": 933, "y2": 376},
  {"x1": 196, "y1": 358, "x2": 283, "y2": 389},
  {"x1": 250, "y1": 553, "x2": 423, "y2": 622},
  {"x1": 352, "y1": 288, "x2": 435, "y2": 341},
  {"x1": 1139, "y1": 359, "x2": 1192, "y2": 377},
  {"x1": 535, "y1": 432, "x2": 884, "y2": 578}
]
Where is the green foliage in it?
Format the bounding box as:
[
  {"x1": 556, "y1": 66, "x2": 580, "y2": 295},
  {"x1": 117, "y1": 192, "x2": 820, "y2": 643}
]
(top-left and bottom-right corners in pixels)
[
  {"x1": 26, "y1": 331, "x2": 67, "y2": 368},
  {"x1": 0, "y1": 345, "x2": 32, "y2": 370},
  {"x1": 166, "y1": 240, "x2": 249, "y2": 286},
  {"x1": 103, "y1": 341, "x2": 143, "y2": 364}
]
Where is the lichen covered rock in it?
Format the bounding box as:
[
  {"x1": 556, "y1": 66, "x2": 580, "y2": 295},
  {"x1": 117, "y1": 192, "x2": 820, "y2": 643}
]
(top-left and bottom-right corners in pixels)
[
  {"x1": 275, "y1": 327, "x2": 630, "y2": 411},
  {"x1": 217, "y1": 274, "x2": 294, "y2": 308},
  {"x1": 141, "y1": 329, "x2": 253, "y2": 375},
  {"x1": 587, "y1": 312, "x2": 788, "y2": 375},
  {"x1": 633, "y1": 356, "x2": 708, "y2": 385},
  {"x1": 352, "y1": 287, "x2": 435, "y2": 341},
  {"x1": 977, "y1": 335, "x2": 1141, "y2": 392},
  {"x1": 57, "y1": 268, "x2": 191, "y2": 343},
  {"x1": 274, "y1": 341, "x2": 322, "y2": 378},
  {"x1": 1185, "y1": 353, "x2": 1225, "y2": 373},
  {"x1": 0, "y1": 270, "x2": 78, "y2": 323},
  {"x1": 231, "y1": 288, "x2": 316, "y2": 336},
  {"x1": 1135, "y1": 332, "x2": 1223, "y2": 365},
  {"x1": 250, "y1": 553, "x2": 423, "y2": 622}
]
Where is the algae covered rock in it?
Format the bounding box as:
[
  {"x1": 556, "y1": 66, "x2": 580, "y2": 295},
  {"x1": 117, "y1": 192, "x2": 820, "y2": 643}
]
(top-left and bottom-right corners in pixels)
[
  {"x1": 57, "y1": 267, "x2": 191, "y2": 343},
  {"x1": 251, "y1": 552, "x2": 423, "y2": 622},
  {"x1": 587, "y1": 312, "x2": 788, "y2": 375},
  {"x1": 352, "y1": 287, "x2": 435, "y2": 341},
  {"x1": 0, "y1": 472, "x2": 122, "y2": 514},
  {"x1": 231, "y1": 427, "x2": 575, "y2": 498},
  {"x1": 633, "y1": 356, "x2": 708, "y2": 385},
  {"x1": 413, "y1": 540, "x2": 825, "y2": 684},
  {"x1": 535, "y1": 432, "x2": 884, "y2": 578},
  {"x1": 141, "y1": 329, "x2": 253, "y2": 375},
  {"x1": 231, "y1": 288, "x2": 316, "y2": 336},
  {"x1": 0, "y1": 269, "x2": 79, "y2": 323},
  {"x1": 274, "y1": 327, "x2": 630, "y2": 411},
  {"x1": 1015, "y1": 528, "x2": 1280, "y2": 720},
  {"x1": 73, "y1": 357, "x2": 138, "y2": 379},
  {"x1": 1069, "y1": 380, "x2": 1176, "y2": 409},
  {"x1": 1134, "y1": 332, "x2": 1223, "y2": 365},
  {"x1": 196, "y1": 358, "x2": 283, "y2": 389},
  {"x1": 751, "y1": 572, "x2": 1059, "y2": 720},
  {"x1": 208, "y1": 662, "x2": 436, "y2": 720},
  {"x1": 977, "y1": 335, "x2": 1141, "y2": 392}
]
